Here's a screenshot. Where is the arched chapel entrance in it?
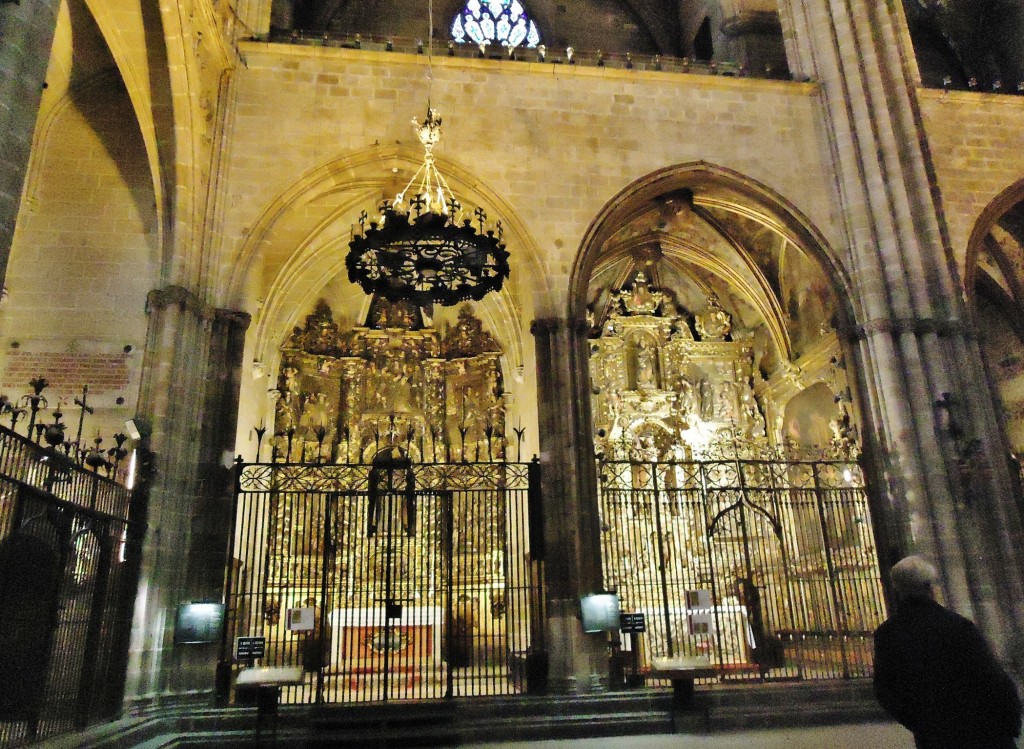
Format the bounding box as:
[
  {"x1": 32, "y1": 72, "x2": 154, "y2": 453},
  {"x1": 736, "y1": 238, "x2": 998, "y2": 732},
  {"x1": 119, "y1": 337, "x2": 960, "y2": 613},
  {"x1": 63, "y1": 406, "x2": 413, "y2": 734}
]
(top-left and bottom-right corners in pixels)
[
  {"x1": 221, "y1": 148, "x2": 548, "y2": 703},
  {"x1": 965, "y1": 180, "x2": 1024, "y2": 492},
  {"x1": 572, "y1": 164, "x2": 888, "y2": 683}
]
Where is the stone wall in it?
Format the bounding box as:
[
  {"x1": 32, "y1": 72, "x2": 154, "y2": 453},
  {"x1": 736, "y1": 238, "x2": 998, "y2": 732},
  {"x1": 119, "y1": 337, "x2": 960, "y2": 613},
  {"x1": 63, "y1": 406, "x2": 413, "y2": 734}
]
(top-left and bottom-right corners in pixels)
[
  {"x1": 0, "y1": 77, "x2": 157, "y2": 439},
  {"x1": 0, "y1": 0, "x2": 62, "y2": 285},
  {"x1": 221, "y1": 44, "x2": 838, "y2": 319},
  {"x1": 918, "y1": 88, "x2": 1024, "y2": 265}
]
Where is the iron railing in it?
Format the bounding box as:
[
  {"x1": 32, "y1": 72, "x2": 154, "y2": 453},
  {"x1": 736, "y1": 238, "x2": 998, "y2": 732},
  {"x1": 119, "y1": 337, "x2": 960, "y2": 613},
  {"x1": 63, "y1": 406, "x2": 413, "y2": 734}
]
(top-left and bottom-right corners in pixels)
[
  {"x1": 598, "y1": 457, "x2": 887, "y2": 684},
  {"x1": 254, "y1": 31, "x2": 772, "y2": 78},
  {"x1": 0, "y1": 425, "x2": 141, "y2": 747},
  {"x1": 221, "y1": 456, "x2": 545, "y2": 704}
]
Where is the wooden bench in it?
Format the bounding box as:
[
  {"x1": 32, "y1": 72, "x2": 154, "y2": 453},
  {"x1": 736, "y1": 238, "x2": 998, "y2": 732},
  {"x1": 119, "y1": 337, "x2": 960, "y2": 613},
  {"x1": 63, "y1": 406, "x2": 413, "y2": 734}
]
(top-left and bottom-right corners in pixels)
[{"x1": 647, "y1": 656, "x2": 716, "y2": 708}]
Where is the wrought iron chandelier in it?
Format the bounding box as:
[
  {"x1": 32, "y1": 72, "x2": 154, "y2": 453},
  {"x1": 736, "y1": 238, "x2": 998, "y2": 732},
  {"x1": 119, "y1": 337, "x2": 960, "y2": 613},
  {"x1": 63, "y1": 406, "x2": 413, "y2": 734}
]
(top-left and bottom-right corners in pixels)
[{"x1": 346, "y1": 108, "x2": 510, "y2": 308}]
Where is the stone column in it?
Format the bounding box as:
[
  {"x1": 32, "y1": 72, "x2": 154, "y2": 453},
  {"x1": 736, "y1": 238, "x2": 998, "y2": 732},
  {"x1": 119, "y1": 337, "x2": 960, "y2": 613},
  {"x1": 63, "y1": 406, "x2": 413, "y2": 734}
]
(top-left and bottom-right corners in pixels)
[
  {"x1": 0, "y1": 0, "x2": 61, "y2": 286},
  {"x1": 530, "y1": 317, "x2": 608, "y2": 692},
  {"x1": 778, "y1": 0, "x2": 1024, "y2": 667},
  {"x1": 187, "y1": 309, "x2": 250, "y2": 599},
  {"x1": 124, "y1": 286, "x2": 250, "y2": 706}
]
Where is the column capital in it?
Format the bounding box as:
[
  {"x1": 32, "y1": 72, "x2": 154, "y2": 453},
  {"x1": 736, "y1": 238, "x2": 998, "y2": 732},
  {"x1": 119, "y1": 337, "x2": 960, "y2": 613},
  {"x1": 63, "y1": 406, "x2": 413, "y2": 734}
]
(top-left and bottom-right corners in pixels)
[
  {"x1": 214, "y1": 308, "x2": 252, "y2": 331},
  {"x1": 146, "y1": 285, "x2": 213, "y2": 319}
]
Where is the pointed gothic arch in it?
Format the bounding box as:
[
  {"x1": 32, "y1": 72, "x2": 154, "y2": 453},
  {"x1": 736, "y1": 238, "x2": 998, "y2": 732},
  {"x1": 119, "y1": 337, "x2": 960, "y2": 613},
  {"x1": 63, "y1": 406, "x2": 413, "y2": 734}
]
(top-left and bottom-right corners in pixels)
[
  {"x1": 963, "y1": 180, "x2": 1024, "y2": 458},
  {"x1": 230, "y1": 143, "x2": 549, "y2": 464}
]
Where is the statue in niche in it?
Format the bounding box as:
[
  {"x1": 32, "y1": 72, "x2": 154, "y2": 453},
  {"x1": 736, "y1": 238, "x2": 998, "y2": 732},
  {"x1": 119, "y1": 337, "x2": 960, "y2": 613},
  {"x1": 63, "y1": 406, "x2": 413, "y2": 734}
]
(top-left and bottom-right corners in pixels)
[
  {"x1": 637, "y1": 434, "x2": 659, "y2": 462},
  {"x1": 606, "y1": 387, "x2": 623, "y2": 428},
  {"x1": 300, "y1": 391, "x2": 332, "y2": 433},
  {"x1": 716, "y1": 382, "x2": 739, "y2": 421},
  {"x1": 271, "y1": 389, "x2": 294, "y2": 434},
  {"x1": 282, "y1": 366, "x2": 300, "y2": 401},
  {"x1": 699, "y1": 378, "x2": 714, "y2": 419},
  {"x1": 741, "y1": 388, "x2": 767, "y2": 439},
  {"x1": 695, "y1": 294, "x2": 732, "y2": 341},
  {"x1": 676, "y1": 378, "x2": 698, "y2": 422},
  {"x1": 275, "y1": 367, "x2": 301, "y2": 432},
  {"x1": 829, "y1": 399, "x2": 858, "y2": 458},
  {"x1": 635, "y1": 338, "x2": 658, "y2": 390}
]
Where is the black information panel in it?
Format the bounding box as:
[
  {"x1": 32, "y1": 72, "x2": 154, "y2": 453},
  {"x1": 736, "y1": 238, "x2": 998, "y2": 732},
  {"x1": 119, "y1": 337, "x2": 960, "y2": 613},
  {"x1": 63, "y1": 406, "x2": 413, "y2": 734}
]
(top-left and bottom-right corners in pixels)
[
  {"x1": 235, "y1": 636, "x2": 267, "y2": 660},
  {"x1": 619, "y1": 612, "x2": 647, "y2": 633}
]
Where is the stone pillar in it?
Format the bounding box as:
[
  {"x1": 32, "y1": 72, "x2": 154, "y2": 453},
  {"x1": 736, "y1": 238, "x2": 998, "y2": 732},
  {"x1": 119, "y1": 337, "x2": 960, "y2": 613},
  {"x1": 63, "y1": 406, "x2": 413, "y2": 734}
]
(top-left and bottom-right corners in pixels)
[
  {"x1": 124, "y1": 286, "x2": 250, "y2": 706},
  {"x1": 0, "y1": 0, "x2": 61, "y2": 286},
  {"x1": 778, "y1": 0, "x2": 1024, "y2": 668},
  {"x1": 530, "y1": 317, "x2": 608, "y2": 692},
  {"x1": 187, "y1": 309, "x2": 250, "y2": 598}
]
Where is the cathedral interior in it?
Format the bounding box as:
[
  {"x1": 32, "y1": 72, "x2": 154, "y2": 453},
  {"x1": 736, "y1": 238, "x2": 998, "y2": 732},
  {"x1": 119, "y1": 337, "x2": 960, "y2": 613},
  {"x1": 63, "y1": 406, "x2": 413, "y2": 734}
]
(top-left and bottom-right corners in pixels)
[{"x1": 2, "y1": 0, "x2": 1024, "y2": 743}]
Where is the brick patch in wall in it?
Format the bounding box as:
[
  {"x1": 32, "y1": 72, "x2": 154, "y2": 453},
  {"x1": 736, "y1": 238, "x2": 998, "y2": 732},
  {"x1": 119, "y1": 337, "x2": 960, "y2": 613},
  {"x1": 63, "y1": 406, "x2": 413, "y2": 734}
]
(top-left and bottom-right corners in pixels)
[{"x1": 1, "y1": 350, "x2": 130, "y2": 396}]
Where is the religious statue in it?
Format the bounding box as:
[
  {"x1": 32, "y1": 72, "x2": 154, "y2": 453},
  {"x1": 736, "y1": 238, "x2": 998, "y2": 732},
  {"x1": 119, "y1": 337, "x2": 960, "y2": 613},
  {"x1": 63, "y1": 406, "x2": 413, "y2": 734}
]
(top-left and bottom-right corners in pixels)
[
  {"x1": 829, "y1": 399, "x2": 859, "y2": 458},
  {"x1": 300, "y1": 391, "x2": 332, "y2": 433},
  {"x1": 676, "y1": 377, "x2": 698, "y2": 422},
  {"x1": 635, "y1": 337, "x2": 658, "y2": 390},
  {"x1": 698, "y1": 378, "x2": 713, "y2": 419},
  {"x1": 715, "y1": 382, "x2": 739, "y2": 421},
  {"x1": 741, "y1": 388, "x2": 767, "y2": 439}
]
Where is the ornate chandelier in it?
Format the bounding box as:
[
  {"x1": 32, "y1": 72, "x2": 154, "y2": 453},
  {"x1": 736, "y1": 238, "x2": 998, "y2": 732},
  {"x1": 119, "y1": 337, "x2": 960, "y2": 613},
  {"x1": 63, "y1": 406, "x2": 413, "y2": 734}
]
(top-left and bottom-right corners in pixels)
[{"x1": 346, "y1": 108, "x2": 510, "y2": 308}]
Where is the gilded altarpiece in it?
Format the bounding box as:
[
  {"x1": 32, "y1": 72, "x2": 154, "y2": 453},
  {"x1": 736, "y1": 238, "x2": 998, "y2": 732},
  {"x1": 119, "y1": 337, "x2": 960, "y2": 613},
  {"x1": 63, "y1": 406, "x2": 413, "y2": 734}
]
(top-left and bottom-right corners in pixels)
[
  {"x1": 590, "y1": 274, "x2": 886, "y2": 680},
  {"x1": 272, "y1": 297, "x2": 507, "y2": 465},
  {"x1": 590, "y1": 272, "x2": 767, "y2": 461},
  {"x1": 244, "y1": 298, "x2": 528, "y2": 700}
]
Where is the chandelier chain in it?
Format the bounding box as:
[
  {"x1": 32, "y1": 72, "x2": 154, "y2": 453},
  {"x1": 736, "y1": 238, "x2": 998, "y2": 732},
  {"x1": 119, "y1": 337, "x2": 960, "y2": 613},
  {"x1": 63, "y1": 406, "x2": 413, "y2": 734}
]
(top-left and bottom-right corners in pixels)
[{"x1": 427, "y1": 0, "x2": 434, "y2": 105}]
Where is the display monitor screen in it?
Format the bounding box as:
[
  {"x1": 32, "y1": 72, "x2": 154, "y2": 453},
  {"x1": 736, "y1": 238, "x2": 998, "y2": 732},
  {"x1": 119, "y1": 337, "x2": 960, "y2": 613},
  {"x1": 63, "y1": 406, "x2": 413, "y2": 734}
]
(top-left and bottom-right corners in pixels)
[
  {"x1": 579, "y1": 593, "x2": 621, "y2": 633},
  {"x1": 174, "y1": 602, "x2": 225, "y2": 645}
]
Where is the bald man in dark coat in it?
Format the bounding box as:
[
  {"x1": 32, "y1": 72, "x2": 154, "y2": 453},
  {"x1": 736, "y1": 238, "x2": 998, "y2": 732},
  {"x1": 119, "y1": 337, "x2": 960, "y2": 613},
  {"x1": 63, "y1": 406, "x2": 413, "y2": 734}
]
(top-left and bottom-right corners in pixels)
[{"x1": 873, "y1": 556, "x2": 1021, "y2": 749}]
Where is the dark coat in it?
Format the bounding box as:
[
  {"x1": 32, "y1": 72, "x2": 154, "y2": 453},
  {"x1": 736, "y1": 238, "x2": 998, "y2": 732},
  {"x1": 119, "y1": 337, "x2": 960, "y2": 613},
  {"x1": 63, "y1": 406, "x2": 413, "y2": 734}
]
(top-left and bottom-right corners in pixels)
[{"x1": 873, "y1": 596, "x2": 1021, "y2": 749}]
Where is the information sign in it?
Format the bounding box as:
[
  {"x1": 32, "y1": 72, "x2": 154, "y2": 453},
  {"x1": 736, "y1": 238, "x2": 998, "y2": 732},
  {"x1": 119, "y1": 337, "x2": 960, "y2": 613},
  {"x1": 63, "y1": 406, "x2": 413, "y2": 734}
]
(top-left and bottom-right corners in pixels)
[
  {"x1": 619, "y1": 612, "x2": 647, "y2": 633},
  {"x1": 235, "y1": 636, "x2": 266, "y2": 660}
]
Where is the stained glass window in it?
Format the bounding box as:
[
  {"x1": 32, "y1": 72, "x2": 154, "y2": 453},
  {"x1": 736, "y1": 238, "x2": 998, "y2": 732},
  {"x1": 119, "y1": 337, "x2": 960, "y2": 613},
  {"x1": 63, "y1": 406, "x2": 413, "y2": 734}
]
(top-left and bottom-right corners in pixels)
[{"x1": 451, "y1": 0, "x2": 541, "y2": 51}]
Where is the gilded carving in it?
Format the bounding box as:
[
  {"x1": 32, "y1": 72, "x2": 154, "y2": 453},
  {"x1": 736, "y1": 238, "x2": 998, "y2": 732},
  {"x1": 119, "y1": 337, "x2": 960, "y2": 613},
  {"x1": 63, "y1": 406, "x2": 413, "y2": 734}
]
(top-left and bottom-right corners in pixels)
[
  {"x1": 591, "y1": 275, "x2": 763, "y2": 460},
  {"x1": 273, "y1": 298, "x2": 506, "y2": 465},
  {"x1": 694, "y1": 293, "x2": 732, "y2": 341}
]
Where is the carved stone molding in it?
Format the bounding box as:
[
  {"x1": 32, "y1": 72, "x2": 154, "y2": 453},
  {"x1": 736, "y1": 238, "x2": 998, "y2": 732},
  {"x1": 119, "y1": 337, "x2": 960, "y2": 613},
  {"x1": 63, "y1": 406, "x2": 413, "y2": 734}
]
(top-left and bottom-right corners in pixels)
[{"x1": 851, "y1": 316, "x2": 971, "y2": 340}]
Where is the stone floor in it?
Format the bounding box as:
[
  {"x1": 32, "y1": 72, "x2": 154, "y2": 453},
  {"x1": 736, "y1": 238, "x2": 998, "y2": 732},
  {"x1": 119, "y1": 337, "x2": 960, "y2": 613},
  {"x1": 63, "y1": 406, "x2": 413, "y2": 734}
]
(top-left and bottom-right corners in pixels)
[{"x1": 464, "y1": 722, "x2": 1024, "y2": 749}]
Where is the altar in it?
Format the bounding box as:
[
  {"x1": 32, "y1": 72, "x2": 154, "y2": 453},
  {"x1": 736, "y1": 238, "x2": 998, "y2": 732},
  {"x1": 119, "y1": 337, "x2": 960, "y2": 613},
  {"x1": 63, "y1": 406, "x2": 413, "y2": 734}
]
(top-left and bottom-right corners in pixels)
[
  {"x1": 328, "y1": 606, "x2": 444, "y2": 683},
  {"x1": 635, "y1": 601, "x2": 756, "y2": 670}
]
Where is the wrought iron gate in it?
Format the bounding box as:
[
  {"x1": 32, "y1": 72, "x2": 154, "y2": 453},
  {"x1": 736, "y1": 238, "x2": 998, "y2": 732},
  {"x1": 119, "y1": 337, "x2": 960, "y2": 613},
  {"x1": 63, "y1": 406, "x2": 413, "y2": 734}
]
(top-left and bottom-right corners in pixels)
[
  {"x1": 0, "y1": 428, "x2": 140, "y2": 747},
  {"x1": 221, "y1": 455, "x2": 544, "y2": 703},
  {"x1": 598, "y1": 457, "x2": 887, "y2": 682}
]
